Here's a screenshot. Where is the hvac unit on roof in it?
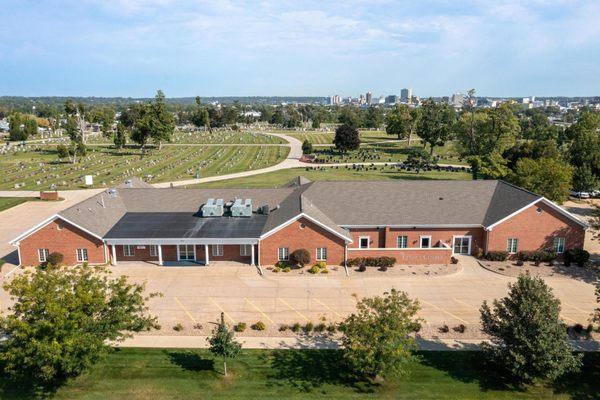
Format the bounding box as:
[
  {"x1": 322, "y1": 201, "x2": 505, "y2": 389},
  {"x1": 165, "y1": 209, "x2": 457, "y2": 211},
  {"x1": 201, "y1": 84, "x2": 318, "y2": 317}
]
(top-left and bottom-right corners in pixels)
[
  {"x1": 201, "y1": 198, "x2": 224, "y2": 217},
  {"x1": 231, "y1": 198, "x2": 252, "y2": 217}
]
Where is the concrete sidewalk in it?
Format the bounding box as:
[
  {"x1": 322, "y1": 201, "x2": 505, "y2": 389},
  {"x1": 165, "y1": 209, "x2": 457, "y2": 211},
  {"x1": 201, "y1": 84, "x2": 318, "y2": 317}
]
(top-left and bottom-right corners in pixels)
[{"x1": 117, "y1": 335, "x2": 600, "y2": 352}]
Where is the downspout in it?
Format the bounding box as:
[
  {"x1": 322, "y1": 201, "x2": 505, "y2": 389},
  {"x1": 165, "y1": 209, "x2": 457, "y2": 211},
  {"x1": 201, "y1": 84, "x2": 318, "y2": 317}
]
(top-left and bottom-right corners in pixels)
[{"x1": 343, "y1": 242, "x2": 349, "y2": 277}]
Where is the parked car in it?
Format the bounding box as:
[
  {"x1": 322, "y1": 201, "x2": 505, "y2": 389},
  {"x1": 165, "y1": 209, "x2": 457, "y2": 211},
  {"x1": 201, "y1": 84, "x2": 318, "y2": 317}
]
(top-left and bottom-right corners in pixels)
[
  {"x1": 569, "y1": 190, "x2": 591, "y2": 199},
  {"x1": 591, "y1": 189, "x2": 600, "y2": 198}
]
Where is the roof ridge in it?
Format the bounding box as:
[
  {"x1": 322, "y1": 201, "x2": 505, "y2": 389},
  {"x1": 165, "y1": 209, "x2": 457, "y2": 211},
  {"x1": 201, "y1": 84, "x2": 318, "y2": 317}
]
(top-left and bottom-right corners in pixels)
[{"x1": 496, "y1": 179, "x2": 543, "y2": 199}]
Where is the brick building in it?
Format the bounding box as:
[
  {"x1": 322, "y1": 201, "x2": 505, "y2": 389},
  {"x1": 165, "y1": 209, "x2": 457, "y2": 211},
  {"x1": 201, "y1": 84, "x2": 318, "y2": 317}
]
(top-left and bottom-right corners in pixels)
[{"x1": 10, "y1": 178, "x2": 588, "y2": 267}]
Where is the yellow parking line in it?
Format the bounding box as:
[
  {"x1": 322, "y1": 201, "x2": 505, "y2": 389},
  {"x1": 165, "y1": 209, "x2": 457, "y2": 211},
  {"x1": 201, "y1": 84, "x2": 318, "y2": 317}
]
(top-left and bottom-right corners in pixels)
[
  {"x1": 561, "y1": 314, "x2": 578, "y2": 324},
  {"x1": 563, "y1": 302, "x2": 591, "y2": 315},
  {"x1": 313, "y1": 298, "x2": 343, "y2": 318},
  {"x1": 278, "y1": 297, "x2": 309, "y2": 322},
  {"x1": 245, "y1": 298, "x2": 274, "y2": 324},
  {"x1": 209, "y1": 297, "x2": 235, "y2": 324},
  {"x1": 174, "y1": 297, "x2": 197, "y2": 324},
  {"x1": 453, "y1": 298, "x2": 476, "y2": 309},
  {"x1": 421, "y1": 299, "x2": 469, "y2": 324}
]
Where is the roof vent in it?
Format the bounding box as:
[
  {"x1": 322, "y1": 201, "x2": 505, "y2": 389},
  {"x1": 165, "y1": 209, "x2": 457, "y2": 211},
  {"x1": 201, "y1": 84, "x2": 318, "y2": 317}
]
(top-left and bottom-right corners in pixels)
[
  {"x1": 107, "y1": 188, "x2": 118, "y2": 197},
  {"x1": 259, "y1": 204, "x2": 270, "y2": 215},
  {"x1": 231, "y1": 198, "x2": 252, "y2": 217},
  {"x1": 201, "y1": 198, "x2": 224, "y2": 217}
]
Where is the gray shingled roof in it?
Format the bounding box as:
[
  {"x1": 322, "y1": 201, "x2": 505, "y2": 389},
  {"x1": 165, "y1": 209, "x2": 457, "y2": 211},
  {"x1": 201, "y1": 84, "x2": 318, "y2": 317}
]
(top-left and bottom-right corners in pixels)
[{"x1": 56, "y1": 178, "x2": 551, "y2": 240}]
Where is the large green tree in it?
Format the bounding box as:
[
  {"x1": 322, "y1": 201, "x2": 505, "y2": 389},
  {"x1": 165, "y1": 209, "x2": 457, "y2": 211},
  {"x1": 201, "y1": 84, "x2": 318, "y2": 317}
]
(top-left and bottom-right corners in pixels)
[
  {"x1": 333, "y1": 124, "x2": 360, "y2": 153},
  {"x1": 130, "y1": 90, "x2": 175, "y2": 155},
  {"x1": 340, "y1": 289, "x2": 422, "y2": 380},
  {"x1": 509, "y1": 157, "x2": 573, "y2": 203},
  {"x1": 364, "y1": 106, "x2": 383, "y2": 129},
  {"x1": 0, "y1": 264, "x2": 158, "y2": 385},
  {"x1": 566, "y1": 112, "x2": 600, "y2": 183},
  {"x1": 480, "y1": 274, "x2": 581, "y2": 385},
  {"x1": 208, "y1": 313, "x2": 242, "y2": 376},
  {"x1": 385, "y1": 104, "x2": 415, "y2": 142},
  {"x1": 416, "y1": 99, "x2": 454, "y2": 156}
]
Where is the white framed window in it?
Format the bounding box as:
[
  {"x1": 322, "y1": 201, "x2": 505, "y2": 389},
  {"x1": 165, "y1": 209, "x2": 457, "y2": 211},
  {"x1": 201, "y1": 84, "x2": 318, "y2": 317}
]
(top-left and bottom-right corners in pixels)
[
  {"x1": 76, "y1": 248, "x2": 88, "y2": 262},
  {"x1": 278, "y1": 247, "x2": 289, "y2": 261},
  {"x1": 316, "y1": 247, "x2": 327, "y2": 261},
  {"x1": 38, "y1": 248, "x2": 49, "y2": 262},
  {"x1": 507, "y1": 238, "x2": 518, "y2": 254},
  {"x1": 123, "y1": 245, "x2": 135, "y2": 257},
  {"x1": 420, "y1": 235, "x2": 431, "y2": 248},
  {"x1": 397, "y1": 236, "x2": 408, "y2": 248},
  {"x1": 359, "y1": 236, "x2": 370, "y2": 249},
  {"x1": 240, "y1": 244, "x2": 252, "y2": 256},
  {"x1": 212, "y1": 244, "x2": 224, "y2": 257},
  {"x1": 553, "y1": 237, "x2": 565, "y2": 253},
  {"x1": 149, "y1": 245, "x2": 158, "y2": 257}
]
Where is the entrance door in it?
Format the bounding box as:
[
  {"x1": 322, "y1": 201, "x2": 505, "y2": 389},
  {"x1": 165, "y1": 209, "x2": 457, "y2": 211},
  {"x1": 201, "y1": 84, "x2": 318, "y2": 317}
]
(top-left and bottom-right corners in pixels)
[
  {"x1": 453, "y1": 236, "x2": 471, "y2": 255},
  {"x1": 178, "y1": 244, "x2": 196, "y2": 261}
]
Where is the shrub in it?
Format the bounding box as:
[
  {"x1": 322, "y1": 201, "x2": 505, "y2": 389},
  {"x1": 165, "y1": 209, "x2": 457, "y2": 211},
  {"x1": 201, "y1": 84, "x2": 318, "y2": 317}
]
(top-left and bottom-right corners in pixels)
[
  {"x1": 193, "y1": 323, "x2": 203, "y2": 330},
  {"x1": 326, "y1": 324, "x2": 337, "y2": 333},
  {"x1": 473, "y1": 247, "x2": 484, "y2": 259},
  {"x1": 303, "y1": 322, "x2": 314, "y2": 333},
  {"x1": 273, "y1": 267, "x2": 280, "y2": 273},
  {"x1": 234, "y1": 322, "x2": 247, "y2": 332},
  {"x1": 314, "y1": 261, "x2": 327, "y2": 269},
  {"x1": 320, "y1": 268, "x2": 329, "y2": 274},
  {"x1": 379, "y1": 265, "x2": 388, "y2": 272},
  {"x1": 173, "y1": 323, "x2": 184, "y2": 331},
  {"x1": 358, "y1": 265, "x2": 367, "y2": 272},
  {"x1": 516, "y1": 260, "x2": 524, "y2": 266},
  {"x1": 279, "y1": 324, "x2": 289, "y2": 332},
  {"x1": 450, "y1": 256, "x2": 459, "y2": 264},
  {"x1": 564, "y1": 248, "x2": 590, "y2": 267},
  {"x1": 290, "y1": 249, "x2": 311, "y2": 267},
  {"x1": 454, "y1": 324, "x2": 466, "y2": 333},
  {"x1": 572, "y1": 324, "x2": 584, "y2": 334},
  {"x1": 252, "y1": 321, "x2": 266, "y2": 331},
  {"x1": 275, "y1": 261, "x2": 289, "y2": 269},
  {"x1": 484, "y1": 251, "x2": 509, "y2": 261},
  {"x1": 0, "y1": 258, "x2": 5, "y2": 271},
  {"x1": 283, "y1": 267, "x2": 291, "y2": 273},
  {"x1": 308, "y1": 265, "x2": 320, "y2": 274},
  {"x1": 348, "y1": 257, "x2": 396, "y2": 269},
  {"x1": 439, "y1": 324, "x2": 449, "y2": 333},
  {"x1": 291, "y1": 322, "x2": 301, "y2": 333},
  {"x1": 517, "y1": 251, "x2": 556, "y2": 265},
  {"x1": 45, "y1": 252, "x2": 64, "y2": 266},
  {"x1": 314, "y1": 323, "x2": 326, "y2": 333}
]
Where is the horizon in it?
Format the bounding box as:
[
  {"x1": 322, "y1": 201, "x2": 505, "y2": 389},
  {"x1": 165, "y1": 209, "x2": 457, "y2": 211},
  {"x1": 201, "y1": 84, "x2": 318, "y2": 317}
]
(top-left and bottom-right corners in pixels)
[{"x1": 2, "y1": 1, "x2": 599, "y2": 97}]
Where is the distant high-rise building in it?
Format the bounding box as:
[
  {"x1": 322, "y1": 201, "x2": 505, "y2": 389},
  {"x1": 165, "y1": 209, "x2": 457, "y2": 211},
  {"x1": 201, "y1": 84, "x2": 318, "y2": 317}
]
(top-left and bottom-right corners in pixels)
[
  {"x1": 450, "y1": 93, "x2": 465, "y2": 108},
  {"x1": 366, "y1": 92, "x2": 373, "y2": 105},
  {"x1": 385, "y1": 95, "x2": 398, "y2": 105},
  {"x1": 329, "y1": 95, "x2": 341, "y2": 105},
  {"x1": 400, "y1": 88, "x2": 412, "y2": 103},
  {"x1": 359, "y1": 94, "x2": 366, "y2": 105}
]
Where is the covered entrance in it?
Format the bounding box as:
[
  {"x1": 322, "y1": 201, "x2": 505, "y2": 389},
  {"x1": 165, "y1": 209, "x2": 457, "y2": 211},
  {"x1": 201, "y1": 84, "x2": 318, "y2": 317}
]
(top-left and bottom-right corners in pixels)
[
  {"x1": 452, "y1": 236, "x2": 472, "y2": 255},
  {"x1": 177, "y1": 244, "x2": 196, "y2": 261}
]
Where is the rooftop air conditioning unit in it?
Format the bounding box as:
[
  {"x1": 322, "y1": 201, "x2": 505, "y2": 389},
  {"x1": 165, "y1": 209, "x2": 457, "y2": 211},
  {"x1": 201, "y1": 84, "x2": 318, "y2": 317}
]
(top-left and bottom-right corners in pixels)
[
  {"x1": 231, "y1": 198, "x2": 252, "y2": 217},
  {"x1": 201, "y1": 198, "x2": 224, "y2": 217}
]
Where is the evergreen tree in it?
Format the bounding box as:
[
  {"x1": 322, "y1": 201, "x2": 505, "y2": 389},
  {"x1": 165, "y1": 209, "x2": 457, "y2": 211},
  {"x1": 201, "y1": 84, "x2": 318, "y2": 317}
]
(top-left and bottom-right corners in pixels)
[
  {"x1": 208, "y1": 313, "x2": 241, "y2": 376},
  {"x1": 301, "y1": 139, "x2": 313, "y2": 155},
  {"x1": 333, "y1": 124, "x2": 360, "y2": 153}
]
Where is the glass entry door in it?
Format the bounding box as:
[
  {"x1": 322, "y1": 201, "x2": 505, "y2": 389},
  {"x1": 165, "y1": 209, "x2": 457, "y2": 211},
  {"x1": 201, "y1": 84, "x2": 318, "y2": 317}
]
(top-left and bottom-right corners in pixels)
[
  {"x1": 178, "y1": 244, "x2": 196, "y2": 261},
  {"x1": 453, "y1": 236, "x2": 471, "y2": 255}
]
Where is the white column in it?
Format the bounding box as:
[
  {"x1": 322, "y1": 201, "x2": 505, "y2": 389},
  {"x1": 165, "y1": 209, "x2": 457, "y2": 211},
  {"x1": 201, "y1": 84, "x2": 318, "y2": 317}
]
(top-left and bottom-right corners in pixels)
[
  {"x1": 204, "y1": 244, "x2": 209, "y2": 266},
  {"x1": 111, "y1": 244, "x2": 117, "y2": 266},
  {"x1": 250, "y1": 244, "x2": 255, "y2": 266},
  {"x1": 257, "y1": 242, "x2": 260, "y2": 266},
  {"x1": 158, "y1": 245, "x2": 163, "y2": 266}
]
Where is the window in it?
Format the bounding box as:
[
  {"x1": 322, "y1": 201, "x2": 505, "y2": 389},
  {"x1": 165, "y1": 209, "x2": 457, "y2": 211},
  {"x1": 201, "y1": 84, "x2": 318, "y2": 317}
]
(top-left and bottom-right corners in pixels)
[
  {"x1": 316, "y1": 247, "x2": 327, "y2": 261},
  {"x1": 420, "y1": 236, "x2": 431, "y2": 248},
  {"x1": 38, "y1": 248, "x2": 49, "y2": 262},
  {"x1": 212, "y1": 244, "x2": 224, "y2": 257},
  {"x1": 240, "y1": 244, "x2": 252, "y2": 256},
  {"x1": 553, "y1": 237, "x2": 565, "y2": 253},
  {"x1": 507, "y1": 238, "x2": 518, "y2": 254},
  {"x1": 278, "y1": 247, "x2": 289, "y2": 261},
  {"x1": 178, "y1": 244, "x2": 195, "y2": 261},
  {"x1": 123, "y1": 245, "x2": 135, "y2": 257},
  {"x1": 397, "y1": 235, "x2": 408, "y2": 248},
  {"x1": 76, "y1": 248, "x2": 88, "y2": 262},
  {"x1": 149, "y1": 245, "x2": 158, "y2": 257},
  {"x1": 359, "y1": 237, "x2": 370, "y2": 249}
]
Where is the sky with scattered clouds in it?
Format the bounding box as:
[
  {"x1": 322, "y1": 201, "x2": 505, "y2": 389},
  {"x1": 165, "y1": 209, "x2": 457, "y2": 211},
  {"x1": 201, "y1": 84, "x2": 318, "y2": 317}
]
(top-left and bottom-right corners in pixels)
[{"x1": 1, "y1": 0, "x2": 599, "y2": 97}]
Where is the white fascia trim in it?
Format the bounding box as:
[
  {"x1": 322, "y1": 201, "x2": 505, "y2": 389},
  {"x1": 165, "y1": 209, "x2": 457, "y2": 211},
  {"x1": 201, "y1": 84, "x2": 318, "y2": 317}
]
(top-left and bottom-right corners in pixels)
[
  {"x1": 259, "y1": 213, "x2": 353, "y2": 243},
  {"x1": 105, "y1": 238, "x2": 260, "y2": 245},
  {"x1": 348, "y1": 247, "x2": 451, "y2": 251},
  {"x1": 340, "y1": 224, "x2": 483, "y2": 229},
  {"x1": 485, "y1": 197, "x2": 589, "y2": 231},
  {"x1": 58, "y1": 216, "x2": 104, "y2": 241}
]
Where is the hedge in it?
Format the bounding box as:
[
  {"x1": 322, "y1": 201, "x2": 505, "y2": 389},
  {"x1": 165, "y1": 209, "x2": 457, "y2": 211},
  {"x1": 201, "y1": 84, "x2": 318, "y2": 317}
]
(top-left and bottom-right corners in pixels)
[{"x1": 348, "y1": 256, "x2": 396, "y2": 268}]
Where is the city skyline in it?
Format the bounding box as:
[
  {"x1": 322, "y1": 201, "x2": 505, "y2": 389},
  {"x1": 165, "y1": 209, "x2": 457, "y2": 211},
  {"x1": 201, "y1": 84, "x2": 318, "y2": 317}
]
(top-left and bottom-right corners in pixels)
[{"x1": 2, "y1": 0, "x2": 600, "y2": 97}]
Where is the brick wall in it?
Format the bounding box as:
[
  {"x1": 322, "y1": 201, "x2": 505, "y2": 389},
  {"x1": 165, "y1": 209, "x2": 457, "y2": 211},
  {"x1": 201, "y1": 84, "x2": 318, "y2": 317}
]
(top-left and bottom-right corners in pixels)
[
  {"x1": 486, "y1": 201, "x2": 585, "y2": 253},
  {"x1": 347, "y1": 248, "x2": 452, "y2": 264},
  {"x1": 259, "y1": 217, "x2": 346, "y2": 266},
  {"x1": 19, "y1": 219, "x2": 106, "y2": 266}
]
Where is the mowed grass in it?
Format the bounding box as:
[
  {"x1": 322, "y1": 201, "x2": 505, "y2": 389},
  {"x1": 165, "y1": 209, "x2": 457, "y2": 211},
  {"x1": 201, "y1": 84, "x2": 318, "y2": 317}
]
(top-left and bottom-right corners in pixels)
[
  {"x1": 0, "y1": 197, "x2": 37, "y2": 212},
  {"x1": 287, "y1": 130, "x2": 391, "y2": 144},
  {"x1": 87, "y1": 129, "x2": 286, "y2": 145},
  {"x1": 3, "y1": 349, "x2": 597, "y2": 399},
  {"x1": 193, "y1": 166, "x2": 471, "y2": 189},
  {"x1": 1, "y1": 145, "x2": 289, "y2": 190}
]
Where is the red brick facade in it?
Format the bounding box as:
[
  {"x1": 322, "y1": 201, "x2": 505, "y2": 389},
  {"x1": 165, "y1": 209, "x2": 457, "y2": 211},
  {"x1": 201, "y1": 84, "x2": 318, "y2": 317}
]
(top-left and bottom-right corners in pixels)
[
  {"x1": 486, "y1": 201, "x2": 585, "y2": 253},
  {"x1": 347, "y1": 248, "x2": 452, "y2": 264},
  {"x1": 18, "y1": 219, "x2": 106, "y2": 266}
]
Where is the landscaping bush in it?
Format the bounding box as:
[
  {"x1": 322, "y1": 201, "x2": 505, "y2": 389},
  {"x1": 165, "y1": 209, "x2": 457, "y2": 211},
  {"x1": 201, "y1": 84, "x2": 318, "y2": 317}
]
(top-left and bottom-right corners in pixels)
[
  {"x1": 320, "y1": 268, "x2": 329, "y2": 274},
  {"x1": 290, "y1": 249, "x2": 311, "y2": 267},
  {"x1": 516, "y1": 251, "x2": 556, "y2": 265},
  {"x1": 564, "y1": 248, "x2": 590, "y2": 267},
  {"x1": 45, "y1": 252, "x2": 64, "y2": 266},
  {"x1": 314, "y1": 261, "x2": 327, "y2": 269},
  {"x1": 348, "y1": 256, "x2": 396, "y2": 269},
  {"x1": 234, "y1": 322, "x2": 247, "y2": 332},
  {"x1": 379, "y1": 265, "x2": 388, "y2": 272},
  {"x1": 358, "y1": 265, "x2": 366, "y2": 272},
  {"x1": 291, "y1": 323, "x2": 301, "y2": 333},
  {"x1": 439, "y1": 324, "x2": 449, "y2": 333},
  {"x1": 308, "y1": 265, "x2": 320, "y2": 274},
  {"x1": 278, "y1": 324, "x2": 289, "y2": 332},
  {"x1": 173, "y1": 323, "x2": 184, "y2": 332},
  {"x1": 275, "y1": 261, "x2": 289, "y2": 269},
  {"x1": 282, "y1": 267, "x2": 291, "y2": 273},
  {"x1": 252, "y1": 321, "x2": 266, "y2": 331},
  {"x1": 516, "y1": 259, "x2": 524, "y2": 266},
  {"x1": 303, "y1": 322, "x2": 314, "y2": 334},
  {"x1": 484, "y1": 251, "x2": 509, "y2": 261},
  {"x1": 273, "y1": 267, "x2": 280, "y2": 273},
  {"x1": 193, "y1": 323, "x2": 203, "y2": 330},
  {"x1": 326, "y1": 323, "x2": 337, "y2": 334},
  {"x1": 450, "y1": 256, "x2": 458, "y2": 264},
  {"x1": 314, "y1": 323, "x2": 326, "y2": 333},
  {"x1": 473, "y1": 247, "x2": 484, "y2": 259},
  {"x1": 454, "y1": 324, "x2": 467, "y2": 333},
  {"x1": 0, "y1": 258, "x2": 5, "y2": 272}
]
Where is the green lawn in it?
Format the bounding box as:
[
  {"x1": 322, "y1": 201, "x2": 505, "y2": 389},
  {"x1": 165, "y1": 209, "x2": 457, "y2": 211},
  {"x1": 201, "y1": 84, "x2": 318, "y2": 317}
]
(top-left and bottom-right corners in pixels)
[
  {"x1": 1, "y1": 145, "x2": 289, "y2": 190},
  {"x1": 2, "y1": 349, "x2": 597, "y2": 399},
  {"x1": 0, "y1": 197, "x2": 37, "y2": 212},
  {"x1": 87, "y1": 129, "x2": 287, "y2": 145},
  {"x1": 193, "y1": 166, "x2": 471, "y2": 189},
  {"x1": 288, "y1": 130, "x2": 390, "y2": 144}
]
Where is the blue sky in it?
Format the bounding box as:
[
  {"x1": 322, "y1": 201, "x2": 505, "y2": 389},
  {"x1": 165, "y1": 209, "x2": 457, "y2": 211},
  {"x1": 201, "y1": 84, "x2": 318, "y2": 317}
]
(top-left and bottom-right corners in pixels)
[{"x1": 1, "y1": 0, "x2": 599, "y2": 97}]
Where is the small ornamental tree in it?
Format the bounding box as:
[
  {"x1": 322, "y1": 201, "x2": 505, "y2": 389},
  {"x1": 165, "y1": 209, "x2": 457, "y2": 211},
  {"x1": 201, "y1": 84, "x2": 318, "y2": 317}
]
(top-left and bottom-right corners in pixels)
[
  {"x1": 405, "y1": 148, "x2": 432, "y2": 174},
  {"x1": 333, "y1": 124, "x2": 360, "y2": 153},
  {"x1": 301, "y1": 139, "x2": 313, "y2": 155},
  {"x1": 45, "y1": 252, "x2": 64, "y2": 267},
  {"x1": 0, "y1": 265, "x2": 159, "y2": 385},
  {"x1": 290, "y1": 248, "x2": 311, "y2": 267},
  {"x1": 593, "y1": 276, "x2": 600, "y2": 328},
  {"x1": 480, "y1": 274, "x2": 581, "y2": 385},
  {"x1": 340, "y1": 289, "x2": 422, "y2": 380},
  {"x1": 208, "y1": 312, "x2": 242, "y2": 376}
]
